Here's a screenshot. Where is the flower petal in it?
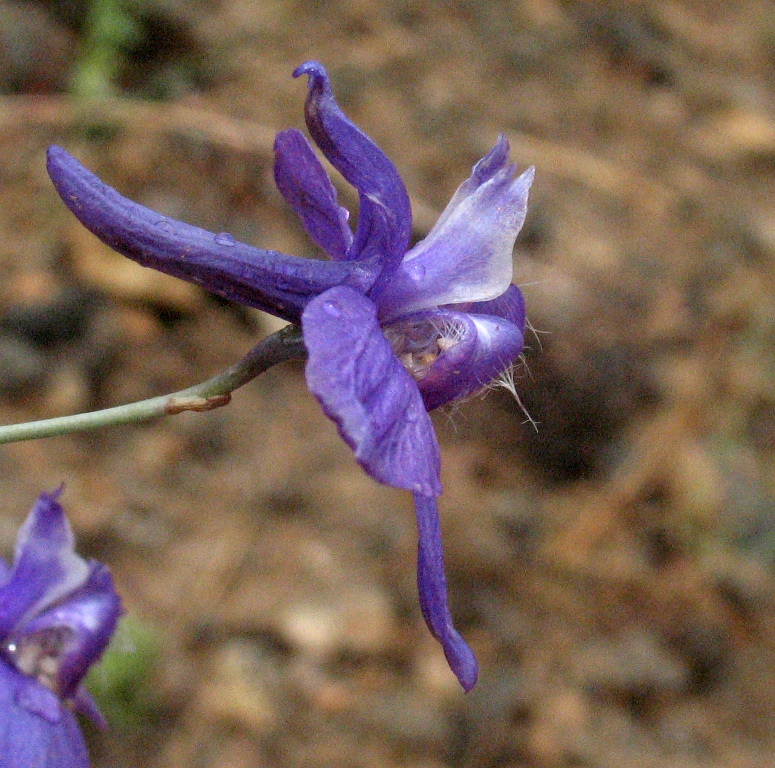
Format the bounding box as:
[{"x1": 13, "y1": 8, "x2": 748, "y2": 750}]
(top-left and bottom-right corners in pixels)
[
  {"x1": 384, "y1": 308, "x2": 525, "y2": 411},
  {"x1": 459, "y1": 283, "x2": 526, "y2": 331},
  {"x1": 302, "y1": 285, "x2": 441, "y2": 496},
  {"x1": 376, "y1": 149, "x2": 534, "y2": 320},
  {"x1": 294, "y1": 62, "x2": 412, "y2": 284},
  {"x1": 16, "y1": 563, "x2": 122, "y2": 701},
  {"x1": 413, "y1": 494, "x2": 478, "y2": 691},
  {"x1": 273, "y1": 128, "x2": 353, "y2": 260},
  {"x1": 47, "y1": 145, "x2": 380, "y2": 323},
  {"x1": 0, "y1": 491, "x2": 89, "y2": 639},
  {"x1": 0, "y1": 661, "x2": 90, "y2": 768}
]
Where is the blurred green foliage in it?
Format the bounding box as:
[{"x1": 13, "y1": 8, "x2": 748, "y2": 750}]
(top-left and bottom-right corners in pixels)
[
  {"x1": 70, "y1": 0, "x2": 139, "y2": 99},
  {"x1": 86, "y1": 613, "x2": 161, "y2": 735}
]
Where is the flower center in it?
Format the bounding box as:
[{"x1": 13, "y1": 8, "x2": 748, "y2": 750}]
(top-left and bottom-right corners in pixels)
[
  {"x1": 384, "y1": 316, "x2": 462, "y2": 381},
  {"x1": 6, "y1": 626, "x2": 74, "y2": 695}
]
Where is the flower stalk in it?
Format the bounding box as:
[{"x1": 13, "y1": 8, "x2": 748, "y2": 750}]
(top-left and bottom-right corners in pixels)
[{"x1": 0, "y1": 324, "x2": 305, "y2": 445}]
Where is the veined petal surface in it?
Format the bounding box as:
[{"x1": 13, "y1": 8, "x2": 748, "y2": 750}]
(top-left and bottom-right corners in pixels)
[
  {"x1": 376, "y1": 160, "x2": 534, "y2": 320},
  {"x1": 273, "y1": 128, "x2": 353, "y2": 260},
  {"x1": 302, "y1": 286, "x2": 441, "y2": 497},
  {"x1": 47, "y1": 146, "x2": 379, "y2": 324}
]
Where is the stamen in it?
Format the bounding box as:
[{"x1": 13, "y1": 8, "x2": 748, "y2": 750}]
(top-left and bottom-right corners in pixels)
[
  {"x1": 5, "y1": 626, "x2": 74, "y2": 695},
  {"x1": 384, "y1": 317, "x2": 463, "y2": 381}
]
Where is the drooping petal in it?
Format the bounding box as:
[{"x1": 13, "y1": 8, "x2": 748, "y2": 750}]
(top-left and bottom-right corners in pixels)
[
  {"x1": 384, "y1": 308, "x2": 524, "y2": 411},
  {"x1": 375, "y1": 156, "x2": 534, "y2": 320},
  {"x1": 273, "y1": 128, "x2": 353, "y2": 260},
  {"x1": 47, "y1": 146, "x2": 380, "y2": 324},
  {"x1": 0, "y1": 660, "x2": 90, "y2": 768},
  {"x1": 413, "y1": 494, "x2": 478, "y2": 691},
  {"x1": 0, "y1": 491, "x2": 89, "y2": 639},
  {"x1": 302, "y1": 285, "x2": 441, "y2": 496},
  {"x1": 15, "y1": 563, "x2": 122, "y2": 701},
  {"x1": 294, "y1": 62, "x2": 412, "y2": 285}
]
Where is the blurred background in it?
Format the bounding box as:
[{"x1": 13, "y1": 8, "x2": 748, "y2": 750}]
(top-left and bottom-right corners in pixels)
[{"x1": 0, "y1": 0, "x2": 774, "y2": 766}]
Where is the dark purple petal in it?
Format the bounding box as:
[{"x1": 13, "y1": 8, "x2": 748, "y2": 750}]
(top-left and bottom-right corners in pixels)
[
  {"x1": 302, "y1": 286, "x2": 441, "y2": 496},
  {"x1": 16, "y1": 563, "x2": 122, "y2": 701},
  {"x1": 413, "y1": 494, "x2": 478, "y2": 692},
  {"x1": 0, "y1": 660, "x2": 90, "y2": 768},
  {"x1": 0, "y1": 491, "x2": 89, "y2": 639},
  {"x1": 451, "y1": 283, "x2": 526, "y2": 332},
  {"x1": 384, "y1": 309, "x2": 524, "y2": 411},
  {"x1": 294, "y1": 62, "x2": 412, "y2": 285},
  {"x1": 376, "y1": 158, "x2": 534, "y2": 320},
  {"x1": 47, "y1": 146, "x2": 380, "y2": 324},
  {"x1": 273, "y1": 129, "x2": 353, "y2": 260}
]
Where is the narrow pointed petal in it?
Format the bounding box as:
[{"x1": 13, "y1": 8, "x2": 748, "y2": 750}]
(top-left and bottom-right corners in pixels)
[
  {"x1": 47, "y1": 146, "x2": 380, "y2": 323},
  {"x1": 413, "y1": 494, "x2": 478, "y2": 691},
  {"x1": 273, "y1": 128, "x2": 353, "y2": 260},
  {"x1": 302, "y1": 286, "x2": 441, "y2": 496},
  {"x1": 0, "y1": 492, "x2": 89, "y2": 638},
  {"x1": 384, "y1": 308, "x2": 524, "y2": 411},
  {"x1": 0, "y1": 662, "x2": 90, "y2": 767},
  {"x1": 376, "y1": 161, "x2": 534, "y2": 320},
  {"x1": 294, "y1": 61, "x2": 412, "y2": 283},
  {"x1": 17, "y1": 564, "x2": 122, "y2": 701}
]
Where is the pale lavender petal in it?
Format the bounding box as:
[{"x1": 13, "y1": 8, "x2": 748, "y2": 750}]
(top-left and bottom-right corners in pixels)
[
  {"x1": 0, "y1": 491, "x2": 89, "y2": 638},
  {"x1": 302, "y1": 286, "x2": 441, "y2": 496},
  {"x1": 47, "y1": 146, "x2": 380, "y2": 323},
  {"x1": 17, "y1": 563, "x2": 122, "y2": 701},
  {"x1": 376, "y1": 161, "x2": 534, "y2": 320},
  {"x1": 384, "y1": 308, "x2": 524, "y2": 411},
  {"x1": 413, "y1": 494, "x2": 478, "y2": 692},
  {"x1": 273, "y1": 128, "x2": 353, "y2": 260},
  {"x1": 294, "y1": 61, "x2": 412, "y2": 285},
  {"x1": 0, "y1": 661, "x2": 90, "y2": 768}
]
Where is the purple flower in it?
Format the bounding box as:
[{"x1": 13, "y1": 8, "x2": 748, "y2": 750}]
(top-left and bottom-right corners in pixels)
[
  {"x1": 46, "y1": 61, "x2": 533, "y2": 691},
  {"x1": 0, "y1": 489, "x2": 122, "y2": 766}
]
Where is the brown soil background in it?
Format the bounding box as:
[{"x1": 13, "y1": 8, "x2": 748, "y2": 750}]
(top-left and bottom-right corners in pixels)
[{"x1": 1, "y1": 1, "x2": 775, "y2": 766}]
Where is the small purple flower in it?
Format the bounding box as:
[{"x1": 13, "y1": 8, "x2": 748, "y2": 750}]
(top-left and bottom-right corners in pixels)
[
  {"x1": 0, "y1": 489, "x2": 122, "y2": 766},
  {"x1": 46, "y1": 61, "x2": 533, "y2": 691}
]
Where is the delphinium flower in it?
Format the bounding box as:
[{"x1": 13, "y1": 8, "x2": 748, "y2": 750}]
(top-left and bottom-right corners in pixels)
[
  {"x1": 46, "y1": 61, "x2": 533, "y2": 691},
  {"x1": 0, "y1": 489, "x2": 122, "y2": 766}
]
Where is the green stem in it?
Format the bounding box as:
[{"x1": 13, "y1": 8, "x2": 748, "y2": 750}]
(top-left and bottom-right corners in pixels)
[{"x1": 0, "y1": 325, "x2": 306, "y2": 445}]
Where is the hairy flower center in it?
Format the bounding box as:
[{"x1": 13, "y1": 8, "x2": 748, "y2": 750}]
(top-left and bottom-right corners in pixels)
[
  {"x1": 6, "y1": 626, "x2": 74, "y2": 695},
  {"x1": 384, "y1": 317, "x2": 463, "y2": 381}
]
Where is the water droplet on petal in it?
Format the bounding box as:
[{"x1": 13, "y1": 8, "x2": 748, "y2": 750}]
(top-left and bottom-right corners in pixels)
[
  {"x1": 322, "y1": 300, "x2": 342, "y2": 317},
  {"x1": 214, "y1": 232, "x2": 236, "y2": 247},
  {"x1": 407, "y1": 262, "x2": 426, "y2": 281},
  {"x1": 155, "y1": 219, "x2": 174, "y2": 233}
]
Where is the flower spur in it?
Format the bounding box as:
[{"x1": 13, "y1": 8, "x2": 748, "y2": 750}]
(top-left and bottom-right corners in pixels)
[
  {"x1": 0, "y1": 489, "x2": 121, "y2": 767},
  {"x1": 46, "y1": 61, "x2": 534, "y2": 692}
]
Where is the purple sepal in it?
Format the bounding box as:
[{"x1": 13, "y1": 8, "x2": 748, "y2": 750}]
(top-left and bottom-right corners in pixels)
[
  {"x1": 302, "y1": 286, "x2": 442, "y2": 497},
  {"x1": 273, "y1": 129, "x2": 353, "y2": 260},
  {"x1": 375, "y1": 143, "x2": 534, "y2": 320},
  {"x1": 0, "y1": 489, "x2": 89, "y2": 639},
  {"x1": 294, "y1": 62, "x2": 412, "y2": 287},
  {"x1": 413, "y1": 494, "x2": 478, "y2": 692},
  {"x1": 0, "y1": 662, "x2": 90, "y2": 768},
  {"x1": 0, "y1": 491, "x2": 122, "y2": 733},
  {"x1": 18, "y1": 563, "x2": 121, "y2": 701},
  {"x1": 46, "y1": 145, "x2": 381, "y2": 323}
]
